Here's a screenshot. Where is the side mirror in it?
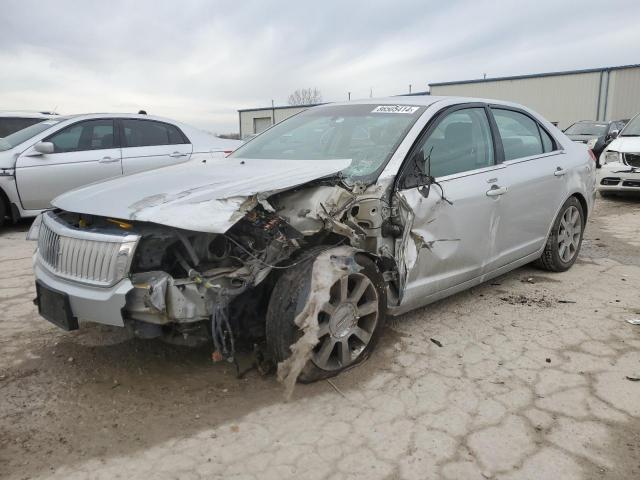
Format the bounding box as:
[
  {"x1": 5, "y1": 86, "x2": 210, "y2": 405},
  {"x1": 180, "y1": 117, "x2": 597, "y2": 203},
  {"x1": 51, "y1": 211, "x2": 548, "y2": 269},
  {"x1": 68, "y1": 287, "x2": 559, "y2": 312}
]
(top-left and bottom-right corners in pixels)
[
  {"x1": 400, "y1": 150, "x2": 433, "y2": 193},
  {"x1": 33, "y1": 141, "x2": 54, "y2": 155},
  {"x1": 608, "y1": 130, "x2": 619, "y2": 140}
]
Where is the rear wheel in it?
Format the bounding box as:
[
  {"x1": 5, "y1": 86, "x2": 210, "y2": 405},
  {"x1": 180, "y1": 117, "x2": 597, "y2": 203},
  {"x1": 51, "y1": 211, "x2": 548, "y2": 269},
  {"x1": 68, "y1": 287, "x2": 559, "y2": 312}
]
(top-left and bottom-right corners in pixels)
[
  {"x1": 266, "y1": 251, "x2": 386, "y2": 383},
  {"x1": 535, "y1": 197, "x2": 584, "y2": 272},
  {"x1": 0, "y1": 197, "x2": 6, "y2": 228}
]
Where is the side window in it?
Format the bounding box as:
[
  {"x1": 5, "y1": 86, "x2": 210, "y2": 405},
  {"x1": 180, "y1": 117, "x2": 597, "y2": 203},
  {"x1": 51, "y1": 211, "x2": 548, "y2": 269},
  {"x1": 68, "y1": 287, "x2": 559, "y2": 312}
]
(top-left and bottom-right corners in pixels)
[
  {"x1": 121, "y1": 119, "x2": 188, "y2": 147},
  {"x1": 418, "y1": 107, "x2": 494, "y2": 178},
  {"x1": 540, "y1": 128, "x2": 555, "y2": 152},
  {"x1": 0, "y1": 117, "x2": 43, "y2": 137},
  {"x1": 46, "y1": 119, "x2": 115, "y2": 153},
  {"x1": 492, "y1": 109, "x2": 544, "y2": 160}
]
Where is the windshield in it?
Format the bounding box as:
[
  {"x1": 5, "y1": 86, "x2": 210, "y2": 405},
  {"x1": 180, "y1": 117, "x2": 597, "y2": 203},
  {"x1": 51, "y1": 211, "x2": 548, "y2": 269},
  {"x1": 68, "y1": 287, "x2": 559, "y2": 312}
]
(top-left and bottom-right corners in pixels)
[
  {"x1": 230, "y1": 104, "x2": 426, "y2": 180},
  {"x1": 0, "y1": 119, "x2": 62, "y2": 151},
  {"x1": 620, "y1": 114, "x2": 640, "y2": 137},
  {"x1": 564, "y1": 122, "x2": 608, "y2": 136}
]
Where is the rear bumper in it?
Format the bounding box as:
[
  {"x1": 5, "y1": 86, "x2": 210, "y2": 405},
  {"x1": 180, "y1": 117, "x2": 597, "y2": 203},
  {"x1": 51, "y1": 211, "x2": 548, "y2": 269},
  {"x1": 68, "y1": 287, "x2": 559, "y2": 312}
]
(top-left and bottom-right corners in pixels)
[
  {"x1": 597, "y1": 162, "x2": 640, "y2": 192},
  {"x1": 33, "y1": 254, "x2": 132, "y2": 327}
]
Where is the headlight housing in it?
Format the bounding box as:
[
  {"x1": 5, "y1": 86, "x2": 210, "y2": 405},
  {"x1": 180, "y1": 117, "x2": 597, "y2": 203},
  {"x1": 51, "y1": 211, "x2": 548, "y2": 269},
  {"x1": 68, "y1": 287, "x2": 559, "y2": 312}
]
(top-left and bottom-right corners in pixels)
[
  {"x1": 26, "y1": 213, "x2": 43, "y2": 241},
  {"x1": 602, "y1": 151, "x2": 621, "y2": 165}
]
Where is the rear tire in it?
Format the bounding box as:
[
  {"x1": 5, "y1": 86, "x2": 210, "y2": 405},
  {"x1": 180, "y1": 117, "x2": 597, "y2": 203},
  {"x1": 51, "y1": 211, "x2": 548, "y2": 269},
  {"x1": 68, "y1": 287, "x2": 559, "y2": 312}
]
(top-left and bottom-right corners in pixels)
[
  {"x1": 535, "y1": 196, "x2": 584, "y2": 272},
  {"x1": 0, "y1": 198, "x2": 6, "y2": 228},
  {"x1": 266, "y1": 250, "x2": 386, "y2": 383}
]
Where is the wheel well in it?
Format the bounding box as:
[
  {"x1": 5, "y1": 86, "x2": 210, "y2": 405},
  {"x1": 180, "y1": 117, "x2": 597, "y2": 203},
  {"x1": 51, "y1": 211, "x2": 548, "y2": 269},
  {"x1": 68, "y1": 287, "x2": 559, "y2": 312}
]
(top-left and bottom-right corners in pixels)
[
  {"x1": 0, "y1": 187, "x2": 10, "y2": 220},
  {"x1": 571, "y1": 192, "x2": 588, "y2": 223}
]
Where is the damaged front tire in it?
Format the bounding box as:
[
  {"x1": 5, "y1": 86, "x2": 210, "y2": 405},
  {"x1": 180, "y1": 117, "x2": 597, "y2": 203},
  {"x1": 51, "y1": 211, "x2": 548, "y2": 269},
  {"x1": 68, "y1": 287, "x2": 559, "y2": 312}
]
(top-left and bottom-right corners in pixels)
[{"x1": 266, "y1": 249, "x2": 386, "y2": 384}]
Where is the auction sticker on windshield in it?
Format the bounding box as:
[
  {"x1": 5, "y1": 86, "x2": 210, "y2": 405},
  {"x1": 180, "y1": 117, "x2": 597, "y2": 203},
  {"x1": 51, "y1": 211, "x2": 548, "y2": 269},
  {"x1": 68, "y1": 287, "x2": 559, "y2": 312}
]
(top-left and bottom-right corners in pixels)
[{"x1": 372, "y1": 105, "x2": 420, "y2": 114}]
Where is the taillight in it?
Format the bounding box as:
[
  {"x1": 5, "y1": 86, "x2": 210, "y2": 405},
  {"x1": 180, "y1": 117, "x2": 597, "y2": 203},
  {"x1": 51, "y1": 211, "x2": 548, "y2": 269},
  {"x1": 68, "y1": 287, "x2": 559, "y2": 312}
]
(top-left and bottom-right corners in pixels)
[
  {"x1": 588, "y1": 149, "x2": 597, "y2": 163},
  {"x1": 224, "y1": 150, "x2": 233, "y2": 157}
]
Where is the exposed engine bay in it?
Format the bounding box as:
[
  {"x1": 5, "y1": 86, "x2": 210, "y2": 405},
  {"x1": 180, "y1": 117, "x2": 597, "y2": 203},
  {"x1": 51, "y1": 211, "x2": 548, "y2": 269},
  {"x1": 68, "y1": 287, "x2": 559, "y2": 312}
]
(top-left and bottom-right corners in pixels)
[{"x1": 51, "y1": 180, "x2": 402, "y2": 366}]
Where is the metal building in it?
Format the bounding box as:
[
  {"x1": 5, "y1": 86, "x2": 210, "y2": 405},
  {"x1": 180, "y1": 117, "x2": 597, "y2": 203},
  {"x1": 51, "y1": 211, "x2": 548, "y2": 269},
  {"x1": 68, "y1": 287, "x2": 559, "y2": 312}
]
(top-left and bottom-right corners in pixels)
[
  {"x1": 429, "y1": 64, "x2": 640, "y2": 128},
  {"x1": 238, "y1": 104, "x2": 321, "y2": 139}
]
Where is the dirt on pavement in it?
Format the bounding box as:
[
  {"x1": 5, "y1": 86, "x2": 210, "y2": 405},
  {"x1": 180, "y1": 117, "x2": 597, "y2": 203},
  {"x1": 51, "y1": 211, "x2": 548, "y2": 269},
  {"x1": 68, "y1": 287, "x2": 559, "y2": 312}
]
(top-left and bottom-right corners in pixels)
[{"x1": 1, "y1": 194, "x2": 640, "y2": 479}]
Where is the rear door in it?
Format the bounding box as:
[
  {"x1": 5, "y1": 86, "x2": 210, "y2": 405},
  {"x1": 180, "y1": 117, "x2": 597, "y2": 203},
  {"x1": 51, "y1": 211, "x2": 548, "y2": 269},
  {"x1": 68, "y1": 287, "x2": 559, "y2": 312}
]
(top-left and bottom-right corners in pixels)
[
  {"x1": 487, "y1": 107, "x2": 567, "y2": 269},
  {"x1": 15, "y1": 118, "x2": 122, "y2": 210},
  {"x1": 395, "y1": 105, "x2": 506, "y2": 308},
  {"x1": 120, "y1": 119, "x2": 193, "y2": 175}
]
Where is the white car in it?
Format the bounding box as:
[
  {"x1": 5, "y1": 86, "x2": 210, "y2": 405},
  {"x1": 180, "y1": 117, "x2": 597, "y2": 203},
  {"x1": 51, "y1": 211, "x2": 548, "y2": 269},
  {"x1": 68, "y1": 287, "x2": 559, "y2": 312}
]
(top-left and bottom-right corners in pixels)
[
  {"x1": 0, "y1": 113, "x2": 242, "y2": 226},
  {"x1": 598, "y1": 112, "x2": 640, "y2": 195},
  {"x1": 0, "y1": 111, "x2": 57, "y2": 137}
]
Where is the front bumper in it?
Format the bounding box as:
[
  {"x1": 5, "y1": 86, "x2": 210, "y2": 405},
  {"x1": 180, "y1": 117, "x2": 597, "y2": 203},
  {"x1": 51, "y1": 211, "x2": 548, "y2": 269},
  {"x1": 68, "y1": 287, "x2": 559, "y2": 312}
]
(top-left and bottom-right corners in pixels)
[
  {"x1": 33, "y1": 254, "x2": 133, "y2": 327},
  {"x1": 596, "y1": 162, "x2": 640, "y2": 192}
]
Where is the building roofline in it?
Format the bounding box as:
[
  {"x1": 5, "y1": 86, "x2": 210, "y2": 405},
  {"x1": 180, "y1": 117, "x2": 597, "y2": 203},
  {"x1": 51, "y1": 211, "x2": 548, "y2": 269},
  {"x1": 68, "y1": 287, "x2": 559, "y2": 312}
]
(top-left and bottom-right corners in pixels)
[
  {"x1": 429, "y1": 63, "x2": 640, "y2": 87},
  {"x1": 237, "y1": 103, "x2": 326, "y2": 113}
]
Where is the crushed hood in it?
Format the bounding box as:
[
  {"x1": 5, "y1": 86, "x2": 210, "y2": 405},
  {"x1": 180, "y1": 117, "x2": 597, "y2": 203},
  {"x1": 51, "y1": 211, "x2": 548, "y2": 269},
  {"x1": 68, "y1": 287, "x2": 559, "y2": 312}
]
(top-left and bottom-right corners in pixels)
[
  {"x1": 52, "y1": 157, "x2": 351, "y2": 233},
  {"x1": 608, "y1": 136, "x2": 640, "y2": 153}
]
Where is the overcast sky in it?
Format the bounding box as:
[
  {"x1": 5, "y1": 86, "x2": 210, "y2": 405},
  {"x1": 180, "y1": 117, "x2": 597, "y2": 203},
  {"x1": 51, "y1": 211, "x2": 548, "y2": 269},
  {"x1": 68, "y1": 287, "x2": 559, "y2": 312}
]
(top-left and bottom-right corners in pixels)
[{"x1": 1, "y1": 0, "x2": 639, "y2": 133}]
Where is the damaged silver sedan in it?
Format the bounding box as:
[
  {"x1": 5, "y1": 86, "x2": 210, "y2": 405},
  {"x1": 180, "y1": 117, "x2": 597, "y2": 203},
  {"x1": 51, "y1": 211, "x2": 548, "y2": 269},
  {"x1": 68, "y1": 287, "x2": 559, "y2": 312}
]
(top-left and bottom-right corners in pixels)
[{"x1": 30, "y1": 96, "x2": 596, "y2": 383}]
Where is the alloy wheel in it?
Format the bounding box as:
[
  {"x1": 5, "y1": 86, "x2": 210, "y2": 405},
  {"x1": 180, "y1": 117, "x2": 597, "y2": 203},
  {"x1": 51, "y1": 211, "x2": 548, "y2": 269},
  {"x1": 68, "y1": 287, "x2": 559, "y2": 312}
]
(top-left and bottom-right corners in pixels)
[
  {"x1": 557, "y1": 205, "x2": 582, "y2": 263},
  {"x1": 312, "y1": 272, "x2": 379, "y2": 371}
]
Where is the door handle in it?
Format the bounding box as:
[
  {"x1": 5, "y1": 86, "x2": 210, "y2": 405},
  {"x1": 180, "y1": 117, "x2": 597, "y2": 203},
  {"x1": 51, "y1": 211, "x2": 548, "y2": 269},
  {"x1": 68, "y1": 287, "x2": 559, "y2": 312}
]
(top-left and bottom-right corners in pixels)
[
  {"x1": 554, "y1": 167, "x2": 567, "y2": 176},
  {"x1": 99, "y1": 156, "x2": 120, "y2": 164},
  {"x1": 169, "y1": 152, "x2": 188, "y2": 158},
  {"x1": 486, "y1": 185, "x2": 507, "y2": 197}
]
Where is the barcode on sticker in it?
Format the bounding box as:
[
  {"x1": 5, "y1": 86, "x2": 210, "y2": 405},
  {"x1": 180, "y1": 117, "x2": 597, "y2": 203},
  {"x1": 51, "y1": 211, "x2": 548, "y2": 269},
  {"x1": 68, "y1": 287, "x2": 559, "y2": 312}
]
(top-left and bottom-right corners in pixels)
[{"x1": 372, "y1": 105, "x2": 420, "y2": 114}]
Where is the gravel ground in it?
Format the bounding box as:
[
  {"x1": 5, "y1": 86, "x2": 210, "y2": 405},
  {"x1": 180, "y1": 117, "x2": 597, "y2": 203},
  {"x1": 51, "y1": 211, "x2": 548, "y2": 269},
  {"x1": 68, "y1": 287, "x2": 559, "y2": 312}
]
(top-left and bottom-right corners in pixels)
[{"x1": 1, "y1": 194, "x2": 640, "y2": 480}]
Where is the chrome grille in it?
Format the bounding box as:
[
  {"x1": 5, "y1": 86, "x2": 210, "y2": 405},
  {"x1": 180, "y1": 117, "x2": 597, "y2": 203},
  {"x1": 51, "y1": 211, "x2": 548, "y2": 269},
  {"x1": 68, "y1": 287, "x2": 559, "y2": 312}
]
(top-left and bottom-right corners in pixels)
[
  {"x1": 37, "y1": 212, "x2": 139, "y2": 287},
  {"x1": 624, "y1": 153, "x2": 640, "y2": 168}
]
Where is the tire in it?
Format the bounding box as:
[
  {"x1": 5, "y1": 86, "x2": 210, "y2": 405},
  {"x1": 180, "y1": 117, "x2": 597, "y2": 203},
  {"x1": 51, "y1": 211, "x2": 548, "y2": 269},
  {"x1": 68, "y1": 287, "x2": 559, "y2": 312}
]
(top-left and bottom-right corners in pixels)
[
  {"x1": 535, "y1": 196, "x2": 584, "y2": 272},
  {"x1": 266, "y1": 249, "x2": 386, "y2": 383},
  {"x1": 599, "y1": 191, "x2": 615, "y2": 198},
  {"x1": 0, "y1": 197, "x2": 6, "y2": 228}
]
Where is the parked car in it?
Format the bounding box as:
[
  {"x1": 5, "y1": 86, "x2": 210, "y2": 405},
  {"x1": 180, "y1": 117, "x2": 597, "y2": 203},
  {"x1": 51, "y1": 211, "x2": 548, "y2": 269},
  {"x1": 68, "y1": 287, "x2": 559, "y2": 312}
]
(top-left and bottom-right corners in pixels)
[
  {"x1": 564, "y1": 119, "x2": 626, "y2": 164},
  {"x1": 0, "y1": 113, "x2": 242, "y2": 226},
  {"x1": 30, "y1": 97, "x2": 595, "y2": 383},
  {"x1": 0, "y1": 111, "x2": 57, "y2": 137},
  {"x1": 597, "y1": 113, "x2": 640, "y2": 195}
]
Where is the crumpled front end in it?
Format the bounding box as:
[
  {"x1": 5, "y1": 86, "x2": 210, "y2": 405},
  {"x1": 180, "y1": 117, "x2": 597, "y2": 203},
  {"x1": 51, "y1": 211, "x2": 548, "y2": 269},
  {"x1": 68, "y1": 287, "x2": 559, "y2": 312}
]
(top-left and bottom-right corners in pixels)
[{"x1": 33, "y1": 175, "x2": 402, "y2": 364}]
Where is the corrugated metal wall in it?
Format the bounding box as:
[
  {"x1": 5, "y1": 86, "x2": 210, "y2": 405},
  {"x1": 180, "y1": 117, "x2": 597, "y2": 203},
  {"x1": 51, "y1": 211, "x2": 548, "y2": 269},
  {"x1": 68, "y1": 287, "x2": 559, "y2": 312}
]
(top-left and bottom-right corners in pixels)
[
  {"x1": 606, "y1": 68, "x2": 640, "y2": 121},
  {"x1": 429, "y1": 66, "x2": 640, "y2": 129},
  {"x1": 430, "y1": 72, "x2": 601, "y2": 128}
]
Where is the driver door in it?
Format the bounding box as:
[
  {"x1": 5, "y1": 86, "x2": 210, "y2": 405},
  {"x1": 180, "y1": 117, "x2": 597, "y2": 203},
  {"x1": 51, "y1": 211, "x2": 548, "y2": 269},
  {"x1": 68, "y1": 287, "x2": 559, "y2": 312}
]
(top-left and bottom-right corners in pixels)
[
  {"x1": 395, "y1": 105, "x2": 506, "y2": 311},
  {"x1": 15, "y1": 119, "x2": 122, "y2": 210}
]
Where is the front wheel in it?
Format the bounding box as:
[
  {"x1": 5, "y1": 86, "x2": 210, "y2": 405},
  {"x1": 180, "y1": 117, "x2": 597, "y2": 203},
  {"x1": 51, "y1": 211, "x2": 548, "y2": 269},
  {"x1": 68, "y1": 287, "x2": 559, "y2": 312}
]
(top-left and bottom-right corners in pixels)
[
  {"x1": 535, "y1": 197, "x2": 584, "y2": 272},
  {"x1": 266, "y1": 251, "x2": 386, "y2": 383}
]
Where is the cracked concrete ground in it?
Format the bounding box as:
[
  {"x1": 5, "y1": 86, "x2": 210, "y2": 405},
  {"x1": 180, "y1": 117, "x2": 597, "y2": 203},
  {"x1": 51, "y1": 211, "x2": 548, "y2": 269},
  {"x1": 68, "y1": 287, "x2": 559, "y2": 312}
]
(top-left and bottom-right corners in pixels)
[{"x1": 1, "y1": 194, "x2": 640, "y2": 480}]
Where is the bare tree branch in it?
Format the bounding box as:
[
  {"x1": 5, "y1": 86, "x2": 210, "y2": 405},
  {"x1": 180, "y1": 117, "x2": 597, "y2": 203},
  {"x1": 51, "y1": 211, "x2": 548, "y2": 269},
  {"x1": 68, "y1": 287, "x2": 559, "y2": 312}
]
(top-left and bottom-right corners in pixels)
[{"x1": 287, "y1": 87, "x2": 322, "y2": 106}]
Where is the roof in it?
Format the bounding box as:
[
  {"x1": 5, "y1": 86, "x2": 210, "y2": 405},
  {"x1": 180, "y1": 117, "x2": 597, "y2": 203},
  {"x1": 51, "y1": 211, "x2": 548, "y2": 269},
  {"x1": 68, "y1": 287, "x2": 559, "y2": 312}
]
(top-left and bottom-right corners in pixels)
[
  {"x1": 238, "y1": 91, "x2": 431, "y2": 113},
  {"x1": 238, "y1": 103, "x2": 325, "y2": 113},
  {"x1": 0, "y1": 111, "x2": 58, "y2": 118},
  {"x1": 429, "y1": 63, "x2": 640, "y2": 87}
]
